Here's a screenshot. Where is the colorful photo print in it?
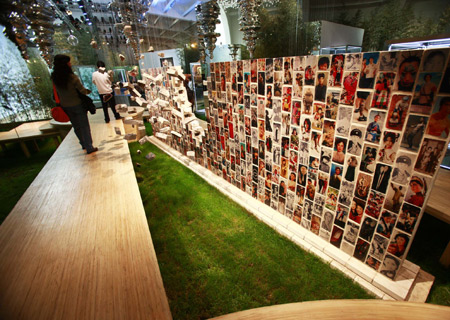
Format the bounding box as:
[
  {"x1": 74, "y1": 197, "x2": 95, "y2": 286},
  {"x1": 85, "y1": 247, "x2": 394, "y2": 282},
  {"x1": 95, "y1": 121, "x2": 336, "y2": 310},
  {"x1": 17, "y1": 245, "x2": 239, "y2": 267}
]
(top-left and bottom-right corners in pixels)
[
  {"x1": 360, "y1": 144, "x2": 378, "y2": 174},
  {"x1": 293, "y1": 206, "x2": 302, "y2": 225},
  {"x1": 422, "y1": 49, "x2": 449, "y2": 72},
  {"x1": 366, "y1": 255, "x2": 381, "y2": 271},
  {"x1": 301, "y1": 116, "x2": 312, "y2": 142},
  {"x1": 371, "y1": 72, "x2": 395, "y2": 109},
  {"x1": 354, "y1": 238, "x2": 371, "y2": 262},
  {"x1": 329, "y1": 54, "x2": 345, "y2": 87},
  {"x1": 397, "y1": 202, "x2": 421, "y2": 235},
  {"x1": 293, "y1": 72, "x2": 303, "y2": 99},
  {"x1": 386, "y1": 94, "x2": 410, "y2": 131},
  {"x1": 401, "y1": 115, "x2": 428, "y2": 151},
  {"x1": 322, "y1": 120, "x2": 336, "y2": 147},
  {"x1": 377, "y1": 131, "x2": 401, "y2": 165},
  {"x1": 329, "y1": 163, "x2": 343, "y2": 189},
  {"x1": 310, "y1": 131, "x2": 322, "y2": 157},
  {"x1": 325, "y1": 187, "x2": 339, "y2": 211},
  {"x1": 404, "y1": 174, "x2": 431, "y2": 208},
  {"x1": 293, "y1": 56, "x2": 304, "y2": 71},
  {"x1": 371, "y1": 234, "x2": 389, "y2": 261},
  {"x1": 360, "y1": 52, "x2": 379, "y2": 89},
  {"x1": 377, "y1": 210, "x2": 397, "y2": 239},
  {"x1": 371, "y1": 163, "x2": 392, "y2": 194},
  {"x1": 380, "y1": 254, "x2": 401, "y2": 280},
  {"x1": 347, "y1": 126, "x2": 365, "y2": 156},
  {"x1": 315, "y1": 72, "x2": 328, "y2": 102},
  {"x1": 414, "y1": 138, "x2": 446, "y2": 176},
  {"x1": 410, "y1": 72, "x2": 442, "y2": 114},
  {"x1": 344, "y1": 155, "x2": 358, "y2": 182},
  {"x1": 303, "y1": 87, "x2": 314, "y2": 114},
  {"x1": 353, "y1": 91, "x2": 372, "y2": 123},
  {"x1": 318, "y1": 55, "x2": 330, "y2": 71},
  {"x1": 349, "y1": 197, "x2": 365, "y2": 224},
  {"x1": 330, "y1": 226, "x2": 344, "y2": 248},
  {"x1": 292, "y1": 101, "x2": 302, "y2": 126},
  {"x1": 394, "y1": 51, "x2": 423, "y2": 92},
  {"x1": 284, "y1": 57, "x2": 293, "y2": 85},
  {"x1": 384, "y1": 182, "x2": 405, "y2": 214},
  {"x1": 332, "y1": 137, "x2": 347, "y2": 164},
  {"x1": 335, "y1": 204, "x2": 349, "y2": 228},
  {"x1": 340, "y1": 72, "x2": 359, "y2": 106},
  {"x1": 426, "y1": 96, "x2": 450, "y2": 139},
  {"x1": 317, "y1": 171, "x2": 329, "y2": 195},
  {"x1": 312, "y1": 103, "x2": 325, "y2": 131},
  {"x1": 387, "y1": 230, "x2": 410, "y2": 259},
  {"x1": 379, "y1": 51, "x2": 399, "y2": 72},
  {"x1": 365, "y1": 110, "x2": 386, "y2": 144}
]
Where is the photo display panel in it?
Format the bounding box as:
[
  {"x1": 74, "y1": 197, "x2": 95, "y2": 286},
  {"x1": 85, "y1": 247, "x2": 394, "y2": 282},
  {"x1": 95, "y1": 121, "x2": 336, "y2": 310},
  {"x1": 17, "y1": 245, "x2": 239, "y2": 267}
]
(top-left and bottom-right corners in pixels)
[{"x1": 146, "y1": 49, "x2": 450, "y2": 280}]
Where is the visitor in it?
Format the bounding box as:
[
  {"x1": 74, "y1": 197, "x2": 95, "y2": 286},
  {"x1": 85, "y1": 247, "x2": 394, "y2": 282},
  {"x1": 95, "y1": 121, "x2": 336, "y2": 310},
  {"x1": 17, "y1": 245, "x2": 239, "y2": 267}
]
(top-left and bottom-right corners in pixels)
[
  {"x1": 51, "y1": 55, "x2": 98, "y2": 154},
  {"x1": 92, "y1": 61, "x2": 121, "y2": 123}
]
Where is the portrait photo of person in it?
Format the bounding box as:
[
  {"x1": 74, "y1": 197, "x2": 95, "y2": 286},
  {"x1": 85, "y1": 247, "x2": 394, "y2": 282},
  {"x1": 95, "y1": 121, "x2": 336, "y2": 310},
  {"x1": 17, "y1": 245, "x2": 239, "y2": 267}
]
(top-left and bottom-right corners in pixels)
[
  {"x1": 414, "y1": 138, "x2": 446, "y2": 176},
  {"x1": 379, "y1": 51, "x2": 399, "y2": 72},
  {"x1": 332, "y1": 137, "x2": 347, "y2": 164},
  {"x1": 391, "y1": 152, "x2": 416, "y2": 185},
  {"x1": 343, "y1": 220, "x2": 359, "y2": 245},
  {"x1": 338, "y1": 180, "x2": 354, "y2": 207},
  {"x1": 312, "y1": 103, "x2": 325, "y2": 131},
  {"x1": 336, "y1": 106, "x2": 352, "y2": 136},
  {"x1": 377, "y1": 210, "x2": 397, "y2": 239},
  {"x1": 329, "y1": 163, "x2": 343, "y2": 189},
  {"x1": 347, "y1": 126, "x2": 365, "y2": 156},
  {"x1": 394, "y1": 51, "x2": 422, "y2": 92},
  {"x1": 422, "y1": 49, "x2": 448, "y2": 72},
  {"x1": 359, "y1": 52, "x2": 379, "y2": 89},
  {"x1": 334, "y1": 204, "x2": 349, "y2": 228},
  {"x1": 330, "y1": 226, "x2": 344, "y2": 248},
  {"x1": 377, "y1": 131, "x2": 400, "y2": 165},
  {"x1": 355, "y1": 172, "x2": 372, "y2": 200},
  {"x1": 325, "y1": 90, "x2": 340, "y2": 120},
  {"x1": 387, "y1": 231, "x2": 410, "y2": 258},
  {"x1": 371, "y1": 163, "x2": 392, "y2": 194},
  {"x1": 384, "y1": 182, "x2": 405, "y2": 214},
  {"x1": 360, "y1": 144, "x2": 378, "y2": 174},
  {"x1": 329, "y1": 54, "x2": 345, "y2": 87},
  {"x1": 366, "y1": 255, "x2": 381, "y2": 271},
  {"x1": 365, "y1": 111, "x2": 386, "y2": 144},
  {"x1": 365, "y1": 190, "x2": 385, "y2": 219},
  {"x1": 293, "y1": 72, "x2": 303, "y2": 99},
  {"x1": 370, "y1": 234, "x2": 389, "y2": 261},
  {"x1": 400, "y1": 115, "x2": 428, "y2": 151},
  {"x1": 344, "y1": 155, "x2": 358, "y2": 182},
  {"x1": 380, "y1": 254, "x2": 401, "y2": 280},
  {"x1": 397, "y1": 202, "x2": 421, "y2": 235},
  {"x1": 319, "y1": 148, "x2": 332, "y2": 173},
  {"x1": 404, "y1": 175, "x2": 430, "y2": 208},
  {"x1": 410, "y1": 73, "x2": 441, "y2": 114},
  {"x1": 426, "y1": 96, "x2": 450, "y2": 138},
  {"x1": 354, "y1": 238, "x2": 371, "y2": 262},
  {"x1": 340, "y1": 72, "x2": 359, "y2": 106},
  {"x1": 353, "y1": 91, "x2": 372, "y2": 123},
  {"x1": 315, "y1": 72, "x2": 328, "y2": 102},
  {"x1": 325, "y1": 187, "x2": 339, "y2": 211},
  {"x1": 386, "y1": 94, "x2": 410, "y2": 131}
]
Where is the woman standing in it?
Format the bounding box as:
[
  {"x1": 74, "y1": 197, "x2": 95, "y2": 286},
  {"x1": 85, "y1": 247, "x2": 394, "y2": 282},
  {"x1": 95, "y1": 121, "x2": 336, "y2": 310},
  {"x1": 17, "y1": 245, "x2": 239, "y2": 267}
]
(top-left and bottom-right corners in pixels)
[{"x1": 51, "y1": 55, "x2": 98, "y2": 154}]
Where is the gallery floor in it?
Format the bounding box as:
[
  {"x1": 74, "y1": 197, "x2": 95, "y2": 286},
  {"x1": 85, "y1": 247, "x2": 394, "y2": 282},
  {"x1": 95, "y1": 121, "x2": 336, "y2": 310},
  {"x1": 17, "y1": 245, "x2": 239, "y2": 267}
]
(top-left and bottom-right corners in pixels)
[{"x1": 0, "y1": 112, "x2": 448, "y2": 318}]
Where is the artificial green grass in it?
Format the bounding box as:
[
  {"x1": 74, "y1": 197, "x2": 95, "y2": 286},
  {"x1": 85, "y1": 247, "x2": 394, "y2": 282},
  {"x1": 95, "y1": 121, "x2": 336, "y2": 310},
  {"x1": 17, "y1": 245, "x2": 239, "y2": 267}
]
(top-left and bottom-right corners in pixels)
[
  {"x1": 407, "y1": 214, "x2": 450, "y2": 306},
  {"x1": 0, "y1": 138, "x2": 58, "y2": 224},
  {"x1": 129, "y1": 142, "x2": 374, "y2": 319}
]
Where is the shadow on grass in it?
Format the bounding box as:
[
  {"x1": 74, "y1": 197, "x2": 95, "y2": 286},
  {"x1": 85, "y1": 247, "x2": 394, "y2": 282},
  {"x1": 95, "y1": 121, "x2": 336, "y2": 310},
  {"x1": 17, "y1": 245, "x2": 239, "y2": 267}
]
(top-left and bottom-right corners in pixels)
[{"x1": 130, "y1": 141, "x2": 374, "y2": 319}]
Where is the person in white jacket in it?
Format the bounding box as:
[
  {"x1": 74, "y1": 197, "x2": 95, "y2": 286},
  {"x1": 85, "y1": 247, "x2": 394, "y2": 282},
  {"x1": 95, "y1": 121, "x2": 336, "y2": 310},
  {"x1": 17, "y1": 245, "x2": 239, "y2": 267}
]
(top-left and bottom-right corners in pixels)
[{"x1": 92, "y1": 61, "x2": 121, "y2": 123}]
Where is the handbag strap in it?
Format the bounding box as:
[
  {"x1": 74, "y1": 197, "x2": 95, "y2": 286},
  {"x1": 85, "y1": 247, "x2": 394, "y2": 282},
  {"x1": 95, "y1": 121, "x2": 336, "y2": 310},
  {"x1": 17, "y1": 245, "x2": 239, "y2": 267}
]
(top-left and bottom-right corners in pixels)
[{"x1": 53, "y1": 83, "x2": 60, "y2": 105}]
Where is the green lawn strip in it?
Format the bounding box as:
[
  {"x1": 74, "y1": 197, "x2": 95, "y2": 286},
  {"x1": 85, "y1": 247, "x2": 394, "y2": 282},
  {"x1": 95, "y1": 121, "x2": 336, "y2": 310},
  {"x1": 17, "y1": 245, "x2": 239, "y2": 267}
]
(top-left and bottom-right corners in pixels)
[
  {"x1": 130, "y1": 142, "x2": 374, "y2": 319},
  {"x1": 407, "y1": 214, "x2": 450, "y2": 306},
  {"x1": 0, "y1": 138, "x2": 58, "y2": 224}
]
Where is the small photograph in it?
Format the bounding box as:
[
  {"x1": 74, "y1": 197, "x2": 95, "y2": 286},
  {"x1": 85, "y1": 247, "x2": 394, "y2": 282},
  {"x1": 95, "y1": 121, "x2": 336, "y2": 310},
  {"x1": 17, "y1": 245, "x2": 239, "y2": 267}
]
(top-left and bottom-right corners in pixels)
[
  {"x1": 295, "y1": 185, "x2": 305, "y2": 206},
  {"x1": 365, "y1": 110, "x2": 387, "y2": 144},
  {"x1": 305, "y1": 177, "x2": 316, "y2": 201},
  {"x1": 303, "y1": 87, "x2": 314, "y2": 114},
  {"x1": 310, "y1": 131, "x2": 322, "y2": 157},
  {"x1": 360, "y1": 144, "x2": 378, "y2": 174},
  {"x1": 303, "y1": 199, "x2": 314, "y2": 220},
  {"x1": 353, "y1": 91, "x2": 372, "y2": 123},
  {"x1": 266, "y1": 58, "x2": 273, "y2": 83},
  {"x1": 317, "y1": 171, "x2": 329, "y2": 195},
  {"x1": 414, "y1": 138, "x2": 446, "y2": 176},
  {"x1": 286, "y1": 191, "x2": 295, "y2": 211},
  {"x1": 298, "y1": 164, "x2": 308, "y2": 186},
  {"x1": 332, "y1": 137, "x2": 347, "y2": 164},
  {"x1": 251, "y1": 59, "x2": 258, "y2": 83},
  {"x1": 404, "y1": 174, "x2": 431, "y2": 208},
  {"x1": 278, "y1": 197, "x2": 286, "y2": 215},
  {"x1": 325, "y1": 187, "x2": 339, "y2": 211},
  {"x1": 345, "y1": 53, "x2": 362, "y2": 71},
  {"x1": 273, "y1": 122, "x2": 282, "y2": 143},
  {"x1": 257, "y1": 97, "x2": 266, "y2": 118},
  {"x1": 359, "y1": 52, "x2": 380, "y2": 89},
  {"x1": 410, "y1": 73, "x2": 442, "y2": 114},
  {"x1": 315, "y1": 72, "x2": 328, "y2": 102},
  {"x1": 244, "y1": 72, "x2": 251, "y2": 94},
  {"x1": 274, "y1": 57, "x2": 283, "y2": 71},
  {"x1": 305, "y1": 65, "x2": 316, "y2": 86},
  {"x1": 319, "y1": 148, "x2": 332, "y2": 173},
  {"x1": 401, "y1": 115, "x2": 428, "y2": 151},
  {"x1": 298, "y1": 142, "x2": 309, "y2": 165},
  {"x1": 321, "y1": 210, "x2": 334, "y2": 232},
  {"x1": 355, "y1": 172, "x2": 372, "y2": 200},
  {"x1": 384, "y1": 182, "x2": 405, "y2": 214},
  {"x1": 377, "y1": 210, "x2": 397, "y2": 239},
  {"x1": 301, "y1": 218, "x2": 311, "y2": 230},
  {"x1": 335, "y1": 204, "x2": 349, "y2": 228},
  {"x1": 313, "y1": 194, "x2": 325, "y2": 217},
  {"x1": 322, "y1": 120, "x2": 336, "y2": 147},
  {"x1": 293, "y1": 206, "x2": 302, "y2": 225},
  {"x1": 301, "y1": 116, "x2": 312, "y2": 142},
  {"x1": 284, "y1": 57, "x2": 293, "y2": 85},
  {"x1": 293, "y1": 56, "x2": 304, "y2": 71},
  {"x1": 338, "y1": 180, "x2": 354, "y2": 207},
  {"x1": 398, "y1": 202, "x2": 422, "y2": 235},
  {"x1": 318, "y1": 55, "x2": 330, "y2": 70},
  {"x1": 282, "y1": 86, "x2": 292, "y2": 112},
  {"x1": 258, "y1": 58, "x2": 266, "y2": 71},
  {"x1": 280, "y1": 157, "x2": 289, "y2": 179},
  {"x1": 274, "y1": 72, "x2": 283, "y2": 97},
  {"x1": 329, "y1": 54, "x2": 345, "y2": 87},
  {"x1": 344, "y1": 220, "x2": 360, "y2": 245},
  {"x1": 372, "y1": 163, "x2": 392, "y2": 194},
  {"x1": 366, "y1": 255, "x2": 381, "y2": 271},
  {"x1": 319, "y1": 229, "x2": 331, "y2": 242},
  {"x1": 386, "y1": 95, "x2": 410, "y2": 131},
  {"x1": 292, "y1": 101, "x2": 301, "y2": 126},
  {"x1": 289, "y1": 150, "x2": 298, "y2": 171},
  {"x1": 347, "y1": 126, "x2": 365, "y2": 156},
  {"x1": 325, "y1": 89, "x2": 340, "y2": 120},
  {"x1": 371, "y1": 72, "x2": 395, "y2": 109},
  {"x1": 282, "y1": 113, "x2": 291, "y2": 135},
  {"x1": 279, "y1": 178, "x2": 288, "y2": 198},
  {"x1": 354, "y1": 238, "x2": 371, "y2": 262},
  {"x1": 387, "y1": 230, "x2": 410, "y2": 259},
  {"x1": 371, "y1": 234, "x2": 389, "y2": 261},
  {"x1": 265, "y1": 109, "x2": 273, "y2": 133},
  {"x1": 312, "y1": 103, "x2": 325, "y2": 131},
  {"x1": 349, "y1": 197, "x2": 365, "y2": 224},
  {"x1": 336, "y1": 106, "x2": 353, "y2": 136},
  {"x1": 359, "y1": 215, "x2": 378, "y2": 242},
  {"x1": 272, "y1": 164, "x2": 280, "y2": 184},
  {"x1": 329, "y1": 163, "x2": 343, "y2": 189},
  {"x1": 293, "y1": 72, "x2": 304, "y2": 99},
  {"x1": 380, "y1": 254, "x2": 401, "y2": 280},
  {"x1": 344, "y1": 155, "x2": 358, "y2": 182},
  {"x1": 377, "y1": 131, "x2": 401, "y2": 165},
  {"x1": 258, "y1": 119, "x2": 265, "y2": 140},
  {"x1": 340, "y1": 72, "x2": 359, "y2": 106},
  {"x1": 379, "y1": 51, "x2": 399, "y2": 71},
  {"x1": 290, "y1": 127, "x2": 300, "y2": 150},
  {"x1": 394, "y1": 51, "x2": 423, "y2": 92},
  {"x1": 421, "y1": 49, "x2": 449, "y2": 72},
  {"x1": 391, "y1": 152, "x2": 416, "y2": 185},
  {"x1": 426, "y1": 96, "x2": 450, "y2": 138}
]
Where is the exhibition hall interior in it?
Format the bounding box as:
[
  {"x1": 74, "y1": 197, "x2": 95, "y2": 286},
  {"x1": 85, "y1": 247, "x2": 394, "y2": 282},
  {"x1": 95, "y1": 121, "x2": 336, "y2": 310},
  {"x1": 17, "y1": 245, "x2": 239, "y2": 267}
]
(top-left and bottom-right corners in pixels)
[{"x1": 0, "y1": 0, "x2": 450, "y2": 318}]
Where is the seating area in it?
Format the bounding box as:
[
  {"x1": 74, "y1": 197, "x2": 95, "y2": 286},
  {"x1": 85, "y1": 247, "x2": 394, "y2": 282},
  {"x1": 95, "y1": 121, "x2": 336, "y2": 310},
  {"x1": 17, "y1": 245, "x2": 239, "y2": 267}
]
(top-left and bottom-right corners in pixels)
[{"x1": 0, "y1": 113, "x2": 171, "y2": 319}]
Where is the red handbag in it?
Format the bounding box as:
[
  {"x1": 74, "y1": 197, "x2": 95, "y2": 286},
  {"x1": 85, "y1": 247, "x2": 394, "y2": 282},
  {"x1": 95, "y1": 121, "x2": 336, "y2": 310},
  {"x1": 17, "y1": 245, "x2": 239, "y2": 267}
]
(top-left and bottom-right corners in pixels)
[{"x1": 51, "y1": 84, "x2": 70, "y2": 123}]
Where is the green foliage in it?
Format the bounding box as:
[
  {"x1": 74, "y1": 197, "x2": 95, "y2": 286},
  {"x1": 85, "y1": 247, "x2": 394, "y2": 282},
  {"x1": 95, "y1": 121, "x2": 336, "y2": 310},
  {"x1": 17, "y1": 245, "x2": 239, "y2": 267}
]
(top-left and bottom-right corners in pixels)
[
  {"x1": 53, "y1": 29, "x2": 98, "y2": 66},
  {"x1": 26, "y1": 48, "x2": 53, "y2": 115},
  {"x1": 255, "y1": 0, "x2": 320, "y2": 58},
  {"x1": 130, "y1": 142, "x2": 374, "y2": 319}
]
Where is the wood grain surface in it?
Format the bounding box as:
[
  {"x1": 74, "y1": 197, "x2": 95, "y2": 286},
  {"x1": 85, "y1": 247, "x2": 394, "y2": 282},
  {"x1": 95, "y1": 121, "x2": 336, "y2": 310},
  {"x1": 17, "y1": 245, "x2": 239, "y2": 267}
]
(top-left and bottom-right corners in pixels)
[{"x1": 0, "y1": 113, "x2": 172, "y2": 319}]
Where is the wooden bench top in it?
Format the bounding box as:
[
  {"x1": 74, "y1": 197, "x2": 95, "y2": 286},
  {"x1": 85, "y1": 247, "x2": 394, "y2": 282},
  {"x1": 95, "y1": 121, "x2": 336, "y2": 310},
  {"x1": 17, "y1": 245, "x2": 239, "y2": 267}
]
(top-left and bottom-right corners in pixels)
[
  {"x1": 0, "y1": 113, "x2": 172, "y2": 319},
  {"x1": 0, "y1": 120, "x2": 61, "y2": 143}
]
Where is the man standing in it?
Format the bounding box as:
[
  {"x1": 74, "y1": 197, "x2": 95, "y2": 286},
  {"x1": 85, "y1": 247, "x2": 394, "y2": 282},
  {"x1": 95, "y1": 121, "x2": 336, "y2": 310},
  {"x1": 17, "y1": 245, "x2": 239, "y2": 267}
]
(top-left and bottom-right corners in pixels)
[{"x1": 92, "y1": 61, "x2": 121, "y2": 123}]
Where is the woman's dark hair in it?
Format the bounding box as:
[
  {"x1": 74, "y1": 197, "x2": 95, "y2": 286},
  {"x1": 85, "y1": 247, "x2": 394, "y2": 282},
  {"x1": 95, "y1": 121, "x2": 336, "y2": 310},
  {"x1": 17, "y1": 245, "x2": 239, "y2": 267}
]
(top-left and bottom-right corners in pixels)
[
  {"x1": 97, "y1": 60, "x2": 106, "y2": 68},
  {"x1": 51, "y1": 55, "x2": 73, "y2": 88}
]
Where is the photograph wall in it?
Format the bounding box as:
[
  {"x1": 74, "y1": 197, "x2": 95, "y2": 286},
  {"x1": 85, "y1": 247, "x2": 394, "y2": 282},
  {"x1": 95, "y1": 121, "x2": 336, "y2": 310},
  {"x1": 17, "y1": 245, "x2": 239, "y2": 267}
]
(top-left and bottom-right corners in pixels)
[{"x1": 147, "y1": 49, "x2": 450, "y2": 281}]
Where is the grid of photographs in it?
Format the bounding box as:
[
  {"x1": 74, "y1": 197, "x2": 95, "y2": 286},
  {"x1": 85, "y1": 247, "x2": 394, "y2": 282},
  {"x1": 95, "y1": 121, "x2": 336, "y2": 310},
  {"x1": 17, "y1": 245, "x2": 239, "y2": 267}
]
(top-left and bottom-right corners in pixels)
[{"x1": 147, "y1": 49, "x2": 450, "y2": 281}]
